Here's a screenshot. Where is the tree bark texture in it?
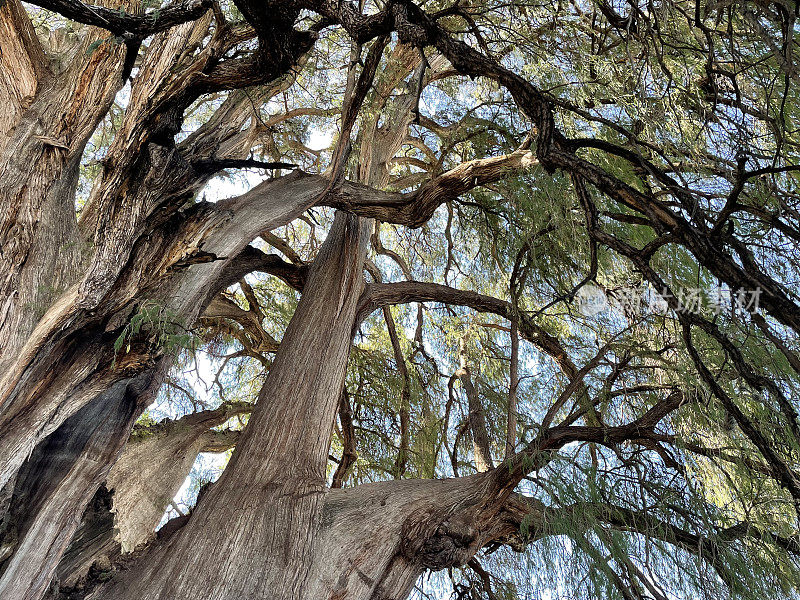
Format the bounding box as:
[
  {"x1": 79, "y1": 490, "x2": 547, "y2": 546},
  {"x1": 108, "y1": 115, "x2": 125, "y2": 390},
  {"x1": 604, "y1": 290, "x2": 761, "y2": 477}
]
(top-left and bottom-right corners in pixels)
[
  {"x1": 0, "y1": 371, "x2": 155, "y2": 600},
  {"x1": 108, "y1": 403, "x2": 248, "y2": 553},
  {"x1": 48, "y1": 405, "x2": 246, "y2": 594},
  {"x1": 91, "y1": 212, "x2": 371, "y2": 600}
]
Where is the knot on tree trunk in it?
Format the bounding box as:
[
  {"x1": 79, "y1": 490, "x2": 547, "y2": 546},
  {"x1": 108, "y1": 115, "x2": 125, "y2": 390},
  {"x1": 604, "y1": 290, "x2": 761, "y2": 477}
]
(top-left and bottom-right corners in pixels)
[{"x1": 403, "y1": 516, "x2": 477, "y2": 571}]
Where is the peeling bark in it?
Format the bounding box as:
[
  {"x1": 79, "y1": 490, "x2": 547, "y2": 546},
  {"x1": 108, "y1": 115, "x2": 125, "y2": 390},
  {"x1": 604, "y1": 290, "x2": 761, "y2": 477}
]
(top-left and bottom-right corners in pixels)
[{"x1": 0, "y1": 0, "x2": 46, "y2": 137}]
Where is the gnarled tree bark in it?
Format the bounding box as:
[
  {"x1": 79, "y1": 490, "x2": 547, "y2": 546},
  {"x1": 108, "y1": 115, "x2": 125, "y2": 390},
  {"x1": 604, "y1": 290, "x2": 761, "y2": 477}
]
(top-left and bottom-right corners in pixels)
[{"x1": 91, "y1": 211, "x2": 371, "y2": 600}]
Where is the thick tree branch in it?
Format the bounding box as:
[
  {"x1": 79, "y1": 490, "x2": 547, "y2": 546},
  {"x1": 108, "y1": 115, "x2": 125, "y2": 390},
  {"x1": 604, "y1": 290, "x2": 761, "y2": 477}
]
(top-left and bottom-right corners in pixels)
[
  {"x1": 93, "y1": 213, "x2": 372, "y2": 600},
  {"x1": 213, "y1": 245, "x2": 309, "y2": 293},
  {"x1": 130, "y1": 400, "x2": 250, "y2": 439},
  {"x1": 26, "y1": 0, "x2": 212, "y2": 37},
  {"x1": 200, "y1": 428, "x2": 241, "y2": 453},
  {"x1": 0, "y1": 0, "x2": 47, "y2": 136},
  {"x1": 479, "y1": 390, "x2": 688, "y2": 497},
  {"x1": 358, "y1": 280, "x2": 578, "y2": 380},
  {"x1": 190, "y1": 157, "x2": 299, "y2": 174},
  {"x1": 202, "y1": 291, "x2": 280, "y2": 356},
  {"x1": 326, "y1": 146, "x2": 537, "y2": 227}
]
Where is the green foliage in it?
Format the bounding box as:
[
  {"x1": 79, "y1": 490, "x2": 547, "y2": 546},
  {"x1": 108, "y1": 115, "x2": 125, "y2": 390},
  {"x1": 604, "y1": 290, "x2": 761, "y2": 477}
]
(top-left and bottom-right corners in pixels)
[
  {"x1": 113, "y1": 300, "x2": 193, "y2": 367},
  {"x1": 85, "y1": 38, "x2": 106, "y2": 56}
]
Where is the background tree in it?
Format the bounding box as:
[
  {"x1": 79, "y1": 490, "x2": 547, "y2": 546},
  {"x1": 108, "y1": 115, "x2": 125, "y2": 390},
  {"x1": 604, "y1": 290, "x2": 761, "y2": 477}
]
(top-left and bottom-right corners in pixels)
[{"x1": 0, "y1": 0, "x2": 799, "y2": 599}]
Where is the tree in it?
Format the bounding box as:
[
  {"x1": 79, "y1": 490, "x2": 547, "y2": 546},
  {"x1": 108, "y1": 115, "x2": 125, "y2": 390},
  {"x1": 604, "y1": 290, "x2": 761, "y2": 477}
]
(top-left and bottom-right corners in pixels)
[{"x1": 0, "y1": 0, "x2": 799, "y2": 598}]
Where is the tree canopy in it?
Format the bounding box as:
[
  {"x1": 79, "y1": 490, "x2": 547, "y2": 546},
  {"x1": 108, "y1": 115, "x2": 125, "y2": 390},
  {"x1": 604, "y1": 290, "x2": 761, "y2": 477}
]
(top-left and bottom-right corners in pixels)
[{"x1": 1, "y1": 0, "x2": 800, "y2": 599}]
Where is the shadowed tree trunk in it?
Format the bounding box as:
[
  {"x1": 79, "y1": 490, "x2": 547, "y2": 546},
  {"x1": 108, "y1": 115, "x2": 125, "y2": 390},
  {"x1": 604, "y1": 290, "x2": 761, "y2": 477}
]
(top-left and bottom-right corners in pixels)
[
  {"x1": 49, "y1": 404, "x2": 247, "y2": 594},
  {"x1": 51, "y1": 484, "x2": 118, "y2": 599},
  {"x1": 0, "y1": 167, "x2": 322, "y2": 599},
  {"x1": 0, "y1": 371, "x2": 155, "y2": 600}
]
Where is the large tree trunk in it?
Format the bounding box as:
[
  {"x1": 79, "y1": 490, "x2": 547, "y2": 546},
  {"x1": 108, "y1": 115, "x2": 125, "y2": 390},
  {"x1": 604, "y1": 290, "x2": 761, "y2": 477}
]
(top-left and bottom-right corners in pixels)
[
  {"x1": 305, "y1": 475, "x2": 498, "y2": 600},
  {"x1": 0, "y1": 0, "x2": 133, "y2": 368},
  {"x1": 0, "y1": 371, "x2": 155, "y2": 600},
  {"x1": 0, "y1": 23, "x2": 523, "y2": 593},
  {"x1": 107, "y1": 403, "x2": 248, "y2": 554},
  {"x1": 0, "y1": 170, "x2": 321, "y2": 599},
  {"x1": 0, "y1": 10, "x2": 261, "y2": 493},
  {"x1": 91, "y1": 211, "x2": 371, "y2": 600},
  {"x1": 48, "y1": 404, "x2": 247, "y2": 595},
  {"x1": 75, "y1": 42, "x2": 521, "y2": 599},
  {"x1": 0, "y1": 10, "x2": 319, "y2": 585},
  {"x1": 87, "y1": 471, "x2": 521, "y2": 600}
]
